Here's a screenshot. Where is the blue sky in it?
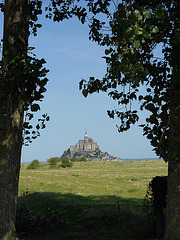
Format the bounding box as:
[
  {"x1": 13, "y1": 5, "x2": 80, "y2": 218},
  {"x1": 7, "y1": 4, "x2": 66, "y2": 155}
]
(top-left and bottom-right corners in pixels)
[{"x1": 0, "y1": 6, "x2": 158, "y2": 162}]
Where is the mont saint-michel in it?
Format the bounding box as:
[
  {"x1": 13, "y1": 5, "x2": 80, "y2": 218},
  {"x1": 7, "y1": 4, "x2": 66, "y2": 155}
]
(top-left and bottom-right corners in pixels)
[{"x1": 61, "y1": 131, "x2": 122, "y2": 161}]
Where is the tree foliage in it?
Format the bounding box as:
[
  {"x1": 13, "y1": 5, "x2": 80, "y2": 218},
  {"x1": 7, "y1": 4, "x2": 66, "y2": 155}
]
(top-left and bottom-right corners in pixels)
[
  {"x1": 47, "y1": 157, "x2": 60, "y2": 168},
  {"x1": 0, "y1": 1, "x2": 50, "y2": 146},
  {"x1": 27, "y1": 159, "x2": 40, "y2": 169},
  {"x1": 145, "y1": 176, "x2": 167, "y2": 237},
  {"x1": 71, "y1": 156, "x2": 87, "y2": 162},
  {"x1": 61, "y1": 157, "x2": 73, "y2": 168},
  {"x1": 79, "y1": 156, "x2": 87, "y2": 162},
  {"x1": 34, "y1": 0, "x2": 178, "y2": 160},
  {"x1": 0, "y1": 1, "x2": 179, "y2": 239},
  {"x1": 78, "y1": 0, "x2": 179, "y2": 161}
]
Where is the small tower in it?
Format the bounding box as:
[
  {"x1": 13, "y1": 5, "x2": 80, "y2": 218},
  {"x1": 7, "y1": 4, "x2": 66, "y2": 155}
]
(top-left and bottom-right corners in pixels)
[{"x1": 84, "y1": 130, "x2": 88, "y2": 142}]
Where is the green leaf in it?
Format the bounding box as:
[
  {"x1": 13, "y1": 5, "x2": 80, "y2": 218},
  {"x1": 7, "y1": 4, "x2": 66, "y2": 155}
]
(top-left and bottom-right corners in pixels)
[
  {"x1": 42, "y1": 113, "x2": 47, "y2": 118},
  {"x1": 134, "y1": 39, "x2": 140, "y2": 48},
  {"x1": 138, "y1": 95, "x2": 143, "y2": 101},
  {"x1": 155, "y1": 7, "x2": 165, "y2": 19},
  {"x1": 82, "y1": 89, "x2": 88, "y2": 98},
  {"x1": 152, "y1": 26, "x2": 159, "y2": 33},
  {"x1": 145, "y1": 103, "x2": 155, "y2": 111},
  {"x1": 89, "y1": 77, "x2": 95, "y2": 82},
  {"x1": 134, "y1": 10, "x2": 143, "y2": 21},
  {"x1": 79, "y1": 79, "x2": 85, "y2": 90},
  {"x1": 134, "y1": 9, "x2": 140, "y2": 14},
  {"x1": 105, "y1": 48, "x2": 113, "y2": 55},
  {"x1": 25, "y1": 130, "x2": 30, "y2": 135},
  {"x1": 143, "y1": 9, "x2": 151, "y2": 19},
  {"x1": 135, "y1": 28, "x2": 143, "y2": 35},
  {"x1": 31, "y1": 103, "x2": 40, "y2": 112},
  {"x1": 142, "y1": 38, "x2": 145, "y2": 43}
]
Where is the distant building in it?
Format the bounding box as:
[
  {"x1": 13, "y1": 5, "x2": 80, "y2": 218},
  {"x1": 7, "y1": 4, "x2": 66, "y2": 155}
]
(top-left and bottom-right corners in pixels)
[
  {"x1": 70, "y1": 131, "x2": 99, "y2": 153},
  {"x1": 61, "y1": 131, "x2": 122, "y2": 161}
]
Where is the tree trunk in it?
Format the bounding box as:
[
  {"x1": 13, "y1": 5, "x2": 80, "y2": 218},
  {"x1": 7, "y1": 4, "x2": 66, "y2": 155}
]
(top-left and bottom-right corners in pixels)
[
  {"x1": 155, "y1": 209, "x2": 164, "y2": 238},
  {"x1": 164, "y1": 116, "x2": 180, "y2": 240},
  {"x1": 164, "y1": 158, "x2": 180, "y2": 240},
  {"x1": 164, "y1": 6, "x2": 180, "y2": 238},
  {"x1": 0, "y1": 99, "x2": 24, "y2": 240},
  {"x1": 164, "y1": 86, "x2": 180, "y2": 239},
  {"x1": 0, "y1": 0, "x2": 29, "y2": 239}
]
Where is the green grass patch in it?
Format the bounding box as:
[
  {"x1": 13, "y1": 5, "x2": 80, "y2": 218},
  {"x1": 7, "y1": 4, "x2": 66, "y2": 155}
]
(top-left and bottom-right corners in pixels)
[
  {"x1": 18, "y1": 160, "x2": 168, "y2": 239},
  {"x1": 127, "y1": 188, "x2": 138, "y2": 193}
]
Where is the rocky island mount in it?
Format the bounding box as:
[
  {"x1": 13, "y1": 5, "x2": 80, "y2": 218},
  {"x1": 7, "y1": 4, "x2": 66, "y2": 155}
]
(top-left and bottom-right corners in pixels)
[{"x1": 61, "y1": 131, "x2": 122, "y2": 162}]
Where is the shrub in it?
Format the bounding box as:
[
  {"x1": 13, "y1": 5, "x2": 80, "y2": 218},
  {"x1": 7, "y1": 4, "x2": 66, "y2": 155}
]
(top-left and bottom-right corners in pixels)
[
  {"x1": 61, "y1": 157, "x2": 73, "y2": 168},
  {"x1": 79, "y1": 156, "x2": 87, "y2": 162},
  {"x1": 16, "y1": 189, "x2": 30, "y2": 233},
  {"x1": 145, "y1": 176, "x2": 167, "y2": 213},
  {"x1": 27, "y1": 160, "x2": 40, "y2": 169},
  {"x1": 71, "y1": 157, "x2": 78, "y2": 162},
  {"x1": 47, "y1": 157, "x2": 59, "y2": 168},
  {"x1": 16, "y1": 202, "x2": 31, "y2": 233},
  {"x1": 71, "y1": 157, "x2": 87, "y2": 162},
  {"x1": 16, "y1": 206, "x2": 64, "y2": 235},
  {"x1": 145, "y1": 176, "x2": 167, "y2": 238},
  {"x1": 74, "y1": 152, "x2": 82, "y2": 157}
]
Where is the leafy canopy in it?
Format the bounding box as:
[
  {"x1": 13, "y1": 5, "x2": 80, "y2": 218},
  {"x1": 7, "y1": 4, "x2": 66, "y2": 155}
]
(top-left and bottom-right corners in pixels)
[
  {"x1": 0, "y1": 1, "x2": 50, "y2": 145},
  {"x1": 61, "y1": 157, "x2": 73, "y2": 168},
  {"x1": 47, "y1": 157, "x2": 60, "y2": 167},
  {"x1": 27, "y1": 159, "x2": 40, "y2": 169},
  {"x1": 1, "y1": 0, "x2": 179, "y2": 158},
  {"x1": 41, "y1": 0, "x2": 177, "y2": 160},
  {"x1": 78, "y1": 0, "x2": 179, "y2": 160}
]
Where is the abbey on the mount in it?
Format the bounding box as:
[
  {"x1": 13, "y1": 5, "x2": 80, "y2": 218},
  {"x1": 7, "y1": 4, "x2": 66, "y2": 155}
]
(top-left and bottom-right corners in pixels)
[
  {"x1": 61, "y1": 131, "x2": 122, "y2": 161},
  {"x1": 70, "y1": 130, "x2": 99, "y2": 153}
]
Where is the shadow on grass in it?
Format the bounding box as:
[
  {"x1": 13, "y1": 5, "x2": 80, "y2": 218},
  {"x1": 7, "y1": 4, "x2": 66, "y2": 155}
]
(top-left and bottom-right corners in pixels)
[{"x1": 17, "y1": 192, "x2": 155, "y2": 240}]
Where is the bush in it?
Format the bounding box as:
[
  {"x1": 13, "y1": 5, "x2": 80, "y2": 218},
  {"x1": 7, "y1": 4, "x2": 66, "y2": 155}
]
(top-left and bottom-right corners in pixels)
[
  {"x1": 16, "y1": 202, "x2": 31, "y2": 233},
  {"x1": 16, "y1": 188, "x2": 30, "y2": 233},
  {"x1": 74, "y1": 152, "x2": 82, "y2": 157},
  {"x1": 71, "y1": 157, "x2": 78, "y2": 162},
  {"x1": 27, "y1": 160, "x2": 40, "y2": 169},
  {"x1": 145, "y1": 176, "x2": 167, "y2": 212},
  {"x1": 16, "y1": 206, "x2": 64, "y2": 235},
  {"x1": 71, "y1": 157, "x2": 87, "y2": 162},
  {"x1": 145, "y1": 176, "x2": 167, "y2": 238},
  {"x1": 79, "y1": 156, "x2": 87, "y2": 162},
  {"x1": 16, "y1": 188, "x2": 65, "y2": 235},
  {"x1": 47, "y1": 157, "x2": 59, "y2": 168},
  {"x1": 61, "y1": 157, "x2": 73, "y2": 168}
]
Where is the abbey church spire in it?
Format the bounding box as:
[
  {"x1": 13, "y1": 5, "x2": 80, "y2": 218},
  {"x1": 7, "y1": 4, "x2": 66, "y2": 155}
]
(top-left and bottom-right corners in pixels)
[
  {"x1": 85, "y1": 129, "x2": 88, "y2": 137},
  {"x1": 84, "y1": 129, "x2": 88, "y2": 142}
]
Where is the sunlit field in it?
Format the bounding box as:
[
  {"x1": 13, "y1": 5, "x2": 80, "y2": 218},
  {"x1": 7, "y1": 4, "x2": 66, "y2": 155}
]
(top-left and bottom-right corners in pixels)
[{"x1": 18, "y1": 160, "x2": 168, "y2": 240}]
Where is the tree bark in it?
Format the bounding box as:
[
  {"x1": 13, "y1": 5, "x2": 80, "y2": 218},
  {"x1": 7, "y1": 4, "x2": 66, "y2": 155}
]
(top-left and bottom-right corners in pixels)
[
  {"x1": 164, "y1": 4, "x2": 180, "y2": 238},
  {"x1": 164, "y1": 83, "x2": 180, "y2": 240},
  {"x1": 0, "y1": 0, "x2": 29, "y2": 239}
]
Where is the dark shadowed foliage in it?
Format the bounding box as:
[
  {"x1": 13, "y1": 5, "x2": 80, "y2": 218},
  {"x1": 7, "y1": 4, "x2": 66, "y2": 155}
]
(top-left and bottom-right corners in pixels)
[{"x1": 17, "y1": 191, "x2": 155, "y2": 240}]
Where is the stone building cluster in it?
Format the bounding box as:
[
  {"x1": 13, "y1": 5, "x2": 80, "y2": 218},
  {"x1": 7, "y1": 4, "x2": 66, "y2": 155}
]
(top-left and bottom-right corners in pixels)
[
  {"x1": 70, "y1": 131, "x2": 99, "y2": 153},
  {"x1": 61, "y1": 131, "x2": 122, "y2": 162}
]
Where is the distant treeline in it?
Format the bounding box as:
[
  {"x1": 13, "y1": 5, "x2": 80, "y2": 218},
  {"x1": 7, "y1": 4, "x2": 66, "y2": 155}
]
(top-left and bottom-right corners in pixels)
[{"x1": 26, "y1": 156, "x2": 87, "y2": 169}]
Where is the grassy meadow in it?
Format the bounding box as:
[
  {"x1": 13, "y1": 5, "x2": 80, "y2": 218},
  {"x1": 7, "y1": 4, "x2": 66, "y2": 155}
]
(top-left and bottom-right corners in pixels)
[{"x1": 18, "y1": 160, "x2": 168, "y2": 240}]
